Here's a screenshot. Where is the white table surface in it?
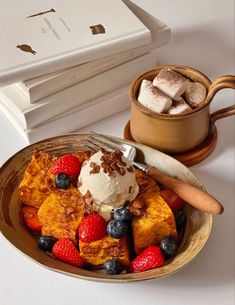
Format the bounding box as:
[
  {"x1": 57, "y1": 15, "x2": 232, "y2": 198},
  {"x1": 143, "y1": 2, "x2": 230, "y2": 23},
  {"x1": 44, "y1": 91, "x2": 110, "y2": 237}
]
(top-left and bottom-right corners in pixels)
[{"x1": 0, "y1": 1, "x2": 234, "y2": 305}]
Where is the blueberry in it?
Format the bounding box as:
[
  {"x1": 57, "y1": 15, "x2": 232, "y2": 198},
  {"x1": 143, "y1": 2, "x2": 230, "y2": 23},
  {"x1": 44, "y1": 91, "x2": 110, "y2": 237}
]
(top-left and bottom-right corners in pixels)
[
  {"x1": 104, "y1": 259, "x2": 123, "y2": 275},
  {"x1": 113, "y1": 207, "x2": 132, "y2": 222},
  {"x1": 160, "y1": 236, "x2": 178, "y2": 258},
  {"x1": 55, "y1": 172, "x2": 70, "y2": 189},
  {"x1": 38, "y1": 235, "x2": 57, "y2": 252},
  {"x1": 174, "y1": 210, "x2": 186, "y2": 231},
  {"x1": 107, "y1": 220, "x2": 127, "y2": 238}
]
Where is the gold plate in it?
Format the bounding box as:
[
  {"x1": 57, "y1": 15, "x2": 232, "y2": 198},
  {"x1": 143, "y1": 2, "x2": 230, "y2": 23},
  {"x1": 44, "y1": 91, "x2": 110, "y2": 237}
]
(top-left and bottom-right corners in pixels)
[{"x1": 0, "y1": 134, "x2": 212, "y2": 282}]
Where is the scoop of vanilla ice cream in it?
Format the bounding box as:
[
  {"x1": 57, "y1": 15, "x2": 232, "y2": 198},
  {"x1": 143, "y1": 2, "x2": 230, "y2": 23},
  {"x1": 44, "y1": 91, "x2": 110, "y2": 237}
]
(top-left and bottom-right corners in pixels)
[{"x1": 78, "y1": 150, "x2": 139, "y2": 220}]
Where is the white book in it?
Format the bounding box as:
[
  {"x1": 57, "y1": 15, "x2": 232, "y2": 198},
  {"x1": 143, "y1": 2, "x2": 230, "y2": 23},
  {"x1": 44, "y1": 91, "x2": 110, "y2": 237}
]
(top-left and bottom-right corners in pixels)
[
  {"x1": 0, "y1": 85, "x2": 130, "y2": 144},
  {"x1": 14, "y1": 2, "x2": 171, "y2": 103},
  {"x1": 0, "y1": 0, "x2": 151, "y2": 85},
  {"x1": 14, "y1": 49, "x2": 150, "y2": 103},
  {"x1": 0, "y1": 51, "x2": 157, "y2": 129}
]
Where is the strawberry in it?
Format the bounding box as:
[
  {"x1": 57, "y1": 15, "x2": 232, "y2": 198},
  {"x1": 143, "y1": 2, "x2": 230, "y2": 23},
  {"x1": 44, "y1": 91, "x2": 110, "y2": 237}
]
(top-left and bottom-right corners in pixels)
[
  {"x1": 22, "y1": 206, "x2": 42, "y2": 231},
  {"x1": 160, "y1": 189, "x2": 184, "y2": 212},
  {"x1": 78, "y1": 214, "x2": 107, "y2": 242},
  {"x1": 52, "y1": 238, "x2": 84, "y2": 267},
  {"x1": 130, "y1": 246, "x2": 165, "y2": 272},
  {"x1": 50, "y1": 154, "x2": 81, "y2": 176}
]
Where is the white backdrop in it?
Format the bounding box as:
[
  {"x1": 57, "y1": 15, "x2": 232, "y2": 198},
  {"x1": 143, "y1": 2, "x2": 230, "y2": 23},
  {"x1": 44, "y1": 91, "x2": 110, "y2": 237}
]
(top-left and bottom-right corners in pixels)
[{"x1": 0, "y1": 1, "x2": 234, "y2": 305}]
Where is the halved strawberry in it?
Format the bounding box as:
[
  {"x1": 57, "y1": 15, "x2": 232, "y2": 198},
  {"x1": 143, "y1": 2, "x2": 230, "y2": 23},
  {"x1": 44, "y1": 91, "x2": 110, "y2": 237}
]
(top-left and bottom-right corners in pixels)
[
  {"x1": 78, "y1": 214, "x2": 107, "y2": 242},
  {"x1": 52, "y1": 238, "x2": 84, "y2": 267},
  {"x1": 160, "y1": 189, "x2": 184, "y2": 212},
  {"x1": 22, "y1": 206, "x2": 42, "y2": 231},
  {"x1": 50, "y1": 154, "x2": 81, "y2": 176},
  {"x1": 130, "y1": 245, "x2": 165, "y2": 272}
]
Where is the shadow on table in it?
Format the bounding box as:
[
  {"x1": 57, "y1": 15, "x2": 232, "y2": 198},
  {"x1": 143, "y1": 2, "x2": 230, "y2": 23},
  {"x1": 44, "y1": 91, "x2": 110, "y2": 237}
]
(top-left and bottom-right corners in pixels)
[
  {"x1": 157, "y1": 24, "x2": 234, "y2": 77},
  {"x1": 193, "y1": 117, "x2": 235, "y2": 167}
]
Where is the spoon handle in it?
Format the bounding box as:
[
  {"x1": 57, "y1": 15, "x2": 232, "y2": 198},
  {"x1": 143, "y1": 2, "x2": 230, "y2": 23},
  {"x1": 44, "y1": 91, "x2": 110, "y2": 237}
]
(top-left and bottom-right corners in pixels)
[{"x1": 146, "y1": 166, "x2": 224, "y2": 215}]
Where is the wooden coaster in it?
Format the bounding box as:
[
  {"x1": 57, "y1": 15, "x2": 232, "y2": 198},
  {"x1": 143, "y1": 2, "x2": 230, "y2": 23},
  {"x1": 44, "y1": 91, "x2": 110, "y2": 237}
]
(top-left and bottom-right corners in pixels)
[{"x1": 124, "y1": 121, "x2": 217, "y2": 167}]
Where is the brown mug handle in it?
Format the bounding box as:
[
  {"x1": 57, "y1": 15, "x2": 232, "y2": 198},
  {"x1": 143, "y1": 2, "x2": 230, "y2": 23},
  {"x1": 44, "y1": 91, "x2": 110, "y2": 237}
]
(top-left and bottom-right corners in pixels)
[{"x1": 204, "y1": 75, "x2": 235, "y2": 124}]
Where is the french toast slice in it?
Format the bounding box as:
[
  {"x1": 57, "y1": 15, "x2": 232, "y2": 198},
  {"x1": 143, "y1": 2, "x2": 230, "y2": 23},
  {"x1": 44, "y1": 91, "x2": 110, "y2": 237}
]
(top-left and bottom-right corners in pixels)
[
  {"x1": 72, "y1": 150, "x2": 93, "y2": 164},
  {"x1": 135, "y1": 169, "x2": 158, "y2": 194},
  {"x1": 79, "y1": 236, "x2": 130, "y2": 266},
  {"x1": 131, "y1": 187, "x2": 177, "y2": 254},
  {"x1": 38, "y1": 187, "x2": 84, "y2": 240},
  {"x1": 19, "y1": 151, "x2": 54, "y2": 208}
]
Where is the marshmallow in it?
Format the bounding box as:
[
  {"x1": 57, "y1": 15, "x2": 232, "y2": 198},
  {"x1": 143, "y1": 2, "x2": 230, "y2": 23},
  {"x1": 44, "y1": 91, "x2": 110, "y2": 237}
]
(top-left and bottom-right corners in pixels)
[
  {"x1": 153, "y1": 69, "x2": 189, "y2": 99},
  {"x1": 168, "y1": 97, "x2": 192, "y2": 115},
  {"x1": 138, "y1": 79, "x2": 172, "y2": 113},
  {"x1": 184, "y1": 81, "x2": 207, "y2": 108}
]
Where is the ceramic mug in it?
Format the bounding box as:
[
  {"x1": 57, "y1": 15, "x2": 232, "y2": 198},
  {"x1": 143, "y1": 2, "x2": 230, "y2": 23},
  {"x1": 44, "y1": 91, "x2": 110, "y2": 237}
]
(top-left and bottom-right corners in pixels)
[{"x1": 129, "y1": 65, "x2": 235, "y2": 154}]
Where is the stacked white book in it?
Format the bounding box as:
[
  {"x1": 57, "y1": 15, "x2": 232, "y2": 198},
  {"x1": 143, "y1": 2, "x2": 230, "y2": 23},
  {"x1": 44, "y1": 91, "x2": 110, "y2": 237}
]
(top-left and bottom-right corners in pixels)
[{"x1": 0, "y1": 0, "x2": 171, "y2": 143}]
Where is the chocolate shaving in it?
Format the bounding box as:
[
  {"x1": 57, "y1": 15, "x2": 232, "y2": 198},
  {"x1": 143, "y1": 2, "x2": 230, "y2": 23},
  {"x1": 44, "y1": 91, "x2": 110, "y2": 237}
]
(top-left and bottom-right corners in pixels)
[
  {"x1": 129, "y1": 197, "x2": 145, "y2": 217},
  {"x1": 127, "y1": 166, "x2": 134, "y2": 173},
  {"x1": 65, "y1": 207, "x2": 75, "y2": 216},
  {"x1": 90, "y1": 162, "x2": 100, "y2": 174},
  {"x1": 82, "y1": 190, "x2": 94, "y2": 214},
  {"x1": 116, "y1": 159, "x2": 126, "y2": 167},
  {"x1": 99, "y1": 148, "x2": 127, "y2": 177},
  {"x1": 108, "y1": 170, "x2": 116, "y2": 178},
  {"x1": 100, "y1": 147, "x2": 108, "y2": 154},
  {"x1": 119, "y1": 167, "x2": 126, "y2": 176},
  {"x1": 129, "y1": 186, "x2": 132, "y2": 194}
]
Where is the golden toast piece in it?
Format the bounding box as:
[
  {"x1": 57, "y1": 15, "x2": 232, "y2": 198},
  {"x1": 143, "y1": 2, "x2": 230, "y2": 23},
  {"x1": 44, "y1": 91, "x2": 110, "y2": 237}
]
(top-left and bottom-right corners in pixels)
[
  {"x1": 135, "y1": 169, "x2": 158, "y2": 194},
  {"x1": 19, "y1": 151, "x2": 54, "y2": 208},
  {"x1": 38, "y1": 187, "x2": 84, "y2": 240},
  {"x1": 80, "y1": 236, "x2": 130, "y2": 266},
  {"x1": 129, "y1": 170, "x2": 159, "y2": 216},
  {"x1": 132, "y1": 188, "x2": 177, "y2": 254}
]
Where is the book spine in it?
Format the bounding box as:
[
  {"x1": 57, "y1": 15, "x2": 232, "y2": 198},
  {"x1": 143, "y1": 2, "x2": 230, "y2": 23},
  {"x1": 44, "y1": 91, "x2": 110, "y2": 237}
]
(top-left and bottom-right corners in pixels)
[
  {"x1": 0, "y1": 102, "x2": 28, "y2": 142},
  {"x1": 26, "y1": 87, "x2": 130, "y2": 143},
  {"x1": 21, "y1": 47, "x2": 150, "y2": 103},
  {"x1": 0, "y1": 90, "x2": 26, "y2": 125},
  {"x1": 24, "y1": 51, "x2": 157, "y2": 128}
]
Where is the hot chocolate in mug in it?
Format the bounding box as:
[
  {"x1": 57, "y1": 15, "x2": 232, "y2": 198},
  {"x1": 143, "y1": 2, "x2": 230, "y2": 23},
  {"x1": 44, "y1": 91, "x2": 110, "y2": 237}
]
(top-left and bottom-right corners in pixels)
[{"x1": 129, "y1": 65, "x2": 235, "y2": 154}]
